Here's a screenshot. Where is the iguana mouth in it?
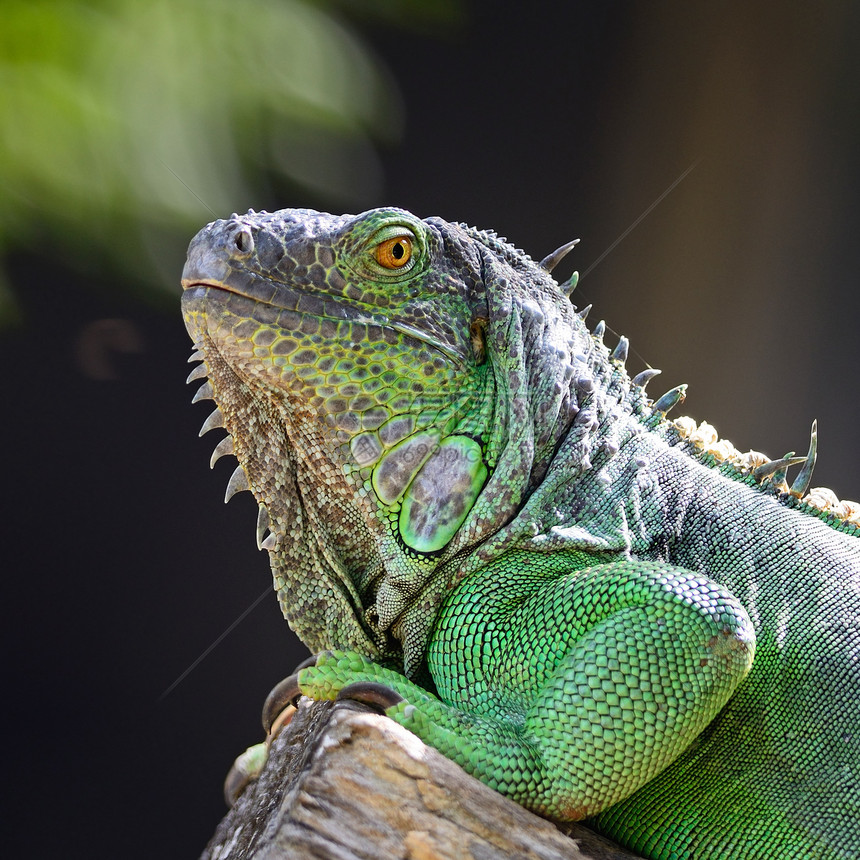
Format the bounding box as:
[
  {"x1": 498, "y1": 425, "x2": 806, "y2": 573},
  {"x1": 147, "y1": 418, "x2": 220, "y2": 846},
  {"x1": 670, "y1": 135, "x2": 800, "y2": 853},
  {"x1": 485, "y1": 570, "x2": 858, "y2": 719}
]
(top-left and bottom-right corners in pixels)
[{"x1": 182, "y1": 278, "x2": 467, "y2": 367}]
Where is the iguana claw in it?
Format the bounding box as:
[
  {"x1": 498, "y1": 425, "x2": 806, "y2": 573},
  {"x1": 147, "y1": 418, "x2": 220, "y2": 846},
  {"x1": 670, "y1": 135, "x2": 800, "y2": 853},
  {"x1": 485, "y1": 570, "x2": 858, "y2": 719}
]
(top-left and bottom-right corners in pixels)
[
  {"x1": 336, "y1": 681, "x2": 405, "y2": 712},
  {"x1": 261, "y1": 675, "x2": 300, "y2": 736},
  {"x1": 223, "y1": 654, "x2": 323, "y2": 807},
  {"x1": 261, "y1": 654, "x2": 320, "y2": 734}
]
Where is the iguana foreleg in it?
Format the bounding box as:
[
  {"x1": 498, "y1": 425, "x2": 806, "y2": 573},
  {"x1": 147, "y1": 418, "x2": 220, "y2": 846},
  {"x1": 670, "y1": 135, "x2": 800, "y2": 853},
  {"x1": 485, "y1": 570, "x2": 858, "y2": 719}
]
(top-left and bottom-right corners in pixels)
[{"x1": 299, "y1": 554, "x2": 755, "y2": 820}]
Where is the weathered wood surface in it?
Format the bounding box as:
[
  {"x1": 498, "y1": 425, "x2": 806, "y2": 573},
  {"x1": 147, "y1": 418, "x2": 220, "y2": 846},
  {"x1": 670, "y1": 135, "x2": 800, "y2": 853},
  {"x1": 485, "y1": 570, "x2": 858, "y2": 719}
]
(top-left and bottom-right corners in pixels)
[{"x1": 201, "y1": 698, "x2": 646, "y2": 860}]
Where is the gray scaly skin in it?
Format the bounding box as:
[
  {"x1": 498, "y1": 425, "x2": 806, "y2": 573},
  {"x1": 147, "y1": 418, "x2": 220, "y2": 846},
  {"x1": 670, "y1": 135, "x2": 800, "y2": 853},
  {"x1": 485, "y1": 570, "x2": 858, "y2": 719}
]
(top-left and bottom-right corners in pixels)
[{"x1": 181, "y1": 207, "x2": 860, "y2": 859}]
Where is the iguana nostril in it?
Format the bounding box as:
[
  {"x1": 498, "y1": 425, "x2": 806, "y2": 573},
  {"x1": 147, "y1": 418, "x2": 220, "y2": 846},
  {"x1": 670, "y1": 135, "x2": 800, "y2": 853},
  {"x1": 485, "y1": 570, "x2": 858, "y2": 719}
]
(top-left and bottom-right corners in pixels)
[{"x1": 233, "y1": 226, "x2": 254, "y2": 255}]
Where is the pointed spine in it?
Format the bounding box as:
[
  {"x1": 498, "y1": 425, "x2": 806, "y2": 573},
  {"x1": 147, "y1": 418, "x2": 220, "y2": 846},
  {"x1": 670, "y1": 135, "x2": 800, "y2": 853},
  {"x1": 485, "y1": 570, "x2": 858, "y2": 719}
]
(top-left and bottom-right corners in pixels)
[
  {"x1": 561, "y1": 271, "x2": 579, "y2": 296},
  {"x1": 539, "y1": 238, "x2": 580, "y2": 273},
  {"x1": 188, "y1": 350, "x2": 205, "y2": 363},
  {"x1": 631, "y1": 368, "x2": 661, "y2": 388},
  {"x1": 186, "y1": 364, "x2": 208, "y2": 383},
  {"x1": 210, "y1": 435, "x2": 235, "y2": 469},
  {"x1": 753, "y1": 453, "x2": 806, "y2": 484},
  {"x1": 191, "y1": 381, "x2": 214, "y2": 403},
  {"x1": 199, "y1": 408, "x2": 225, "y2": 436},
  {"x1": 612, "y1": 336, "x2": 629, "y2": 364},
  {"x1": 224, "y1": 464, "x2": 251, "y2": 503},
  {"x1": 652, "y1": 384, "x2": 687, "y2": 416},
  {"x1": 790, "y1": 420, "x2": 818, "y2": 498},
  {"x1": 256, "y1": 504, "x2": 271, "y2": 550}
]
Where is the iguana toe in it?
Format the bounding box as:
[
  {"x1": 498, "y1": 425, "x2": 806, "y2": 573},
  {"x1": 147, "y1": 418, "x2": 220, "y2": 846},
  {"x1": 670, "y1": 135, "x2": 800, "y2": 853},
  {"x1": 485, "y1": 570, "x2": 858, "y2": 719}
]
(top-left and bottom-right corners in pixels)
[
  {"x1": 335, "y1": 681, "x2": 406, "y2": 712},
  {"x1": 223, "y1": 742, "x2": 268, "y2": 807},
  {"x1": 292, "y1": 653, "x2": 323, "y2": 673}
]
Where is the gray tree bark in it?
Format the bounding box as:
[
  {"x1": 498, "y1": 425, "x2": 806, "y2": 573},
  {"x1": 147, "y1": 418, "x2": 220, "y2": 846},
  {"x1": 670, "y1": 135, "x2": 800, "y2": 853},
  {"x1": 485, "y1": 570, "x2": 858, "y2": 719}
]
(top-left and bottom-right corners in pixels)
[{"x1": 201, "y1": 698, "x2": 646, "y2": 860}]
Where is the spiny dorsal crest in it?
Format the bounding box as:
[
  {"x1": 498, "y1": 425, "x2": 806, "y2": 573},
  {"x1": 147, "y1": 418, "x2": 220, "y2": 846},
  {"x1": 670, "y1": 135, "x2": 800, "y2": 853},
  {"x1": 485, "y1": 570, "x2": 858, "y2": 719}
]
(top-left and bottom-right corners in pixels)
[
  {"x1": 456, "y1": 222, "x2": 534, "y2": 269},
  {"x1": 672, "y1": 415, "x2": 860, "y2": 533},
  {"x1": 580, "y1": 311, "x2": 860, "y2": 537}
]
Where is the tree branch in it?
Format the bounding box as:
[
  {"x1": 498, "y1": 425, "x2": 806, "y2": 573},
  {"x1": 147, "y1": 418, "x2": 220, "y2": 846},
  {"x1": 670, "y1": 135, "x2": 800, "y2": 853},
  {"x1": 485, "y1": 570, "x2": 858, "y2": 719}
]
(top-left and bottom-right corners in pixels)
[{"x1": 201, "y1": 699, "x2": 646, "y2": 860}]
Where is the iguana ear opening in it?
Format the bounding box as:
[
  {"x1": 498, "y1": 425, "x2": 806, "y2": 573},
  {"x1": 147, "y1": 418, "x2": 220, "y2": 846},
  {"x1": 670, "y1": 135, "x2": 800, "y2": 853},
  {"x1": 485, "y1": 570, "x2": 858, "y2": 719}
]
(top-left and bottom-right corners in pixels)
[{"x1": 469, "y1": 317, "x2": 488, "y2": 365}]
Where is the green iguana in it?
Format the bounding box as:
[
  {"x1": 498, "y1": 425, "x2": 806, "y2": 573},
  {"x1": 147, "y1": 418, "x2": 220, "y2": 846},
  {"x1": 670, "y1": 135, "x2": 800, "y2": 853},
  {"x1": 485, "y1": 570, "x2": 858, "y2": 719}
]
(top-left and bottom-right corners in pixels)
[{"x1": 181, "y1": 206, "x2": 860, "y2": 859}]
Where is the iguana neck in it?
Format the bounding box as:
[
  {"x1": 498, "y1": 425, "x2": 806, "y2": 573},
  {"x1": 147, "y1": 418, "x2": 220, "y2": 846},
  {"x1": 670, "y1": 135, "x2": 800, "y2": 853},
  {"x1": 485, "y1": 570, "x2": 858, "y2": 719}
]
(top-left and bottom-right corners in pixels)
[{"x1": 200, "y1": 320, "x2": 505, "y2": 661}]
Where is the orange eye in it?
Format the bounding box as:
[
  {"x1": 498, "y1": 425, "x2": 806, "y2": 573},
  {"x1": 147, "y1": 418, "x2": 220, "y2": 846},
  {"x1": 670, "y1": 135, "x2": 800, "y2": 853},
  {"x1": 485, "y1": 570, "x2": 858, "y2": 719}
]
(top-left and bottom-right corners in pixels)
[{"x1": 375, "y1": 236, "x2": 413, "y2": 269}]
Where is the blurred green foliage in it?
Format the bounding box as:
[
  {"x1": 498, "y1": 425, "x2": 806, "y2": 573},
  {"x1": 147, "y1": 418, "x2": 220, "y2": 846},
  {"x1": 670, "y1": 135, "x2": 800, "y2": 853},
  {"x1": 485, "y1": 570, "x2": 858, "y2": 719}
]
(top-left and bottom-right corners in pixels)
[{"x1": 0, "y1": 0, "x2": 458, "y2": 322}]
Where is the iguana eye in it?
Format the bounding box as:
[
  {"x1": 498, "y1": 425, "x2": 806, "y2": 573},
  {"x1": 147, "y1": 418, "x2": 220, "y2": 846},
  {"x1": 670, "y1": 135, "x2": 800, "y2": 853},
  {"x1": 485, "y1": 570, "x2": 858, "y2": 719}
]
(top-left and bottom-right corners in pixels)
[{"x1": 375, "y1": 236, "x2": 413, "y2": 269}]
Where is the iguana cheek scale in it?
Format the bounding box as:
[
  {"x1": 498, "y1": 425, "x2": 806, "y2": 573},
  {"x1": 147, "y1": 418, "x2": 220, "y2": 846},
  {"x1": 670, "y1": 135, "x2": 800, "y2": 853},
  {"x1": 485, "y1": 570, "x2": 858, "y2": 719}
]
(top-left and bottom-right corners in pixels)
[
  {"x1": 187, "y1": 293, "x2": 491, "y2": 557},
  {"x1": 182, "y1": 207, "x2": 860, "y2": 859}
]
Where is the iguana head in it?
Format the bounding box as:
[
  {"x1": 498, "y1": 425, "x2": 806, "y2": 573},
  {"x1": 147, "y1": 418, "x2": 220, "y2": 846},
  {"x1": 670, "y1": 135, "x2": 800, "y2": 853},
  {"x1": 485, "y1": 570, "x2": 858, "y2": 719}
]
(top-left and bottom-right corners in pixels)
[{"x1": 181, "y1": 207, "x2": 619, "y2": 668}]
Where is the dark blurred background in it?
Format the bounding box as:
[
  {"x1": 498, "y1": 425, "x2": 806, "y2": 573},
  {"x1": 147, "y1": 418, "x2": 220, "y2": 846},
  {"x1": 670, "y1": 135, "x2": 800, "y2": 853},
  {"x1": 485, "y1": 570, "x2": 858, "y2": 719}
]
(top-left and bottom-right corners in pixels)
[{"x1": 3, "y1": 1, "x2": 859, "y2": 856}]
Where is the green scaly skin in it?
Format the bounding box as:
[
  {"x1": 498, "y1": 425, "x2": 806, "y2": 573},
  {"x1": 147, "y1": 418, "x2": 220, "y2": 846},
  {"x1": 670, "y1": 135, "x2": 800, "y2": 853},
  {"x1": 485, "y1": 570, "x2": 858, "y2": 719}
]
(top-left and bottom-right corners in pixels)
[{"x1": 181, "y1": 207, "x2": 860, "y2": 859}]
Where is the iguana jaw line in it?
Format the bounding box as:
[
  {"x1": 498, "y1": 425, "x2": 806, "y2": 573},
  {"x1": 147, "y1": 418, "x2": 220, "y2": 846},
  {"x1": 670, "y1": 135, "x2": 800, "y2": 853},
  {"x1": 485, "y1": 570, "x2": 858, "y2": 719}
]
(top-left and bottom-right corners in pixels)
[{"x1": 182, "y1": 278, "x2": 468, "y2": 369}]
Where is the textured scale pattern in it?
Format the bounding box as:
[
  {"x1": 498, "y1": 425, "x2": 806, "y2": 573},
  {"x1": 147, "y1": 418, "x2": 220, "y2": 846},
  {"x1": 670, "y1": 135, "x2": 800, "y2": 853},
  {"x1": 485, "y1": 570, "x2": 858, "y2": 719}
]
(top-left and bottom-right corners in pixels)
[{"x1": 182, "y1": 206, "x2": 860, "y2": 859}]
